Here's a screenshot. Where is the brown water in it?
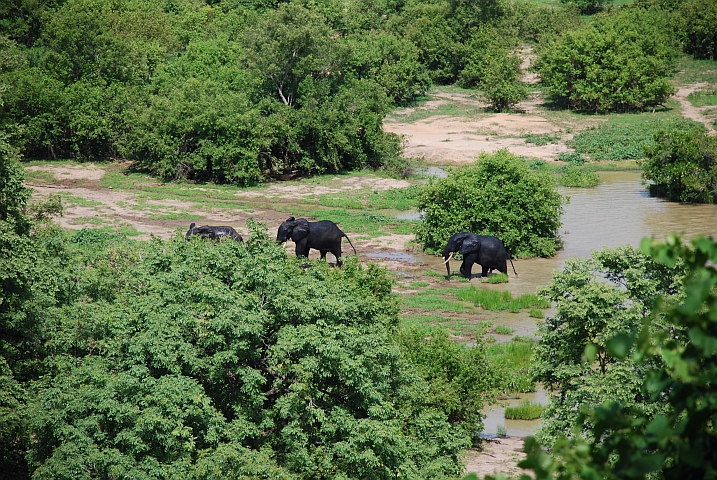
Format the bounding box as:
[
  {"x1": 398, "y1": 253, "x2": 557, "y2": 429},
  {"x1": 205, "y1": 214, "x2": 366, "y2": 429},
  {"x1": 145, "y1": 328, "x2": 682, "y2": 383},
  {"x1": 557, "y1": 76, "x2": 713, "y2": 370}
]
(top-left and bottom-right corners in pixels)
[{"x1": 482, "y1": 386, "x2": 549, "y2": 438}]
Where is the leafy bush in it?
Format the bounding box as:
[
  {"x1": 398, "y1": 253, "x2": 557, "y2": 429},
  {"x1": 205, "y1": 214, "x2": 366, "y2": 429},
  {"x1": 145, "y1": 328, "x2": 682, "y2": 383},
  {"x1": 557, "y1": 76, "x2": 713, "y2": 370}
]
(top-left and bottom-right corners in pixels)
[
  {"x1": 557, "y1": 165, "x2": 600, "y2": 187},
  {"x1": 458, "y1": 27, "x2": 527, "y2": 112},
  {"x1": 505, "y1": 2, "x2": 581, "y2": 44},
  {"x1": 561, "y1": 0, "x2": 608, "y2": 14},
  {"x1": 536, "y1": 8, "x2": 680, "y2": 112},
  {"x1": 680, "y1": 0, "x2": 717, "y2": 60},
  {"x1": 394, "y1": 327, "x2": 497, "y2": 445},
  {"x1": 642, "y1": 127, "x2": 717, "y2": 203},
  {"x1": 415, "y1": 149, "x2": 566, "y2": 257}
]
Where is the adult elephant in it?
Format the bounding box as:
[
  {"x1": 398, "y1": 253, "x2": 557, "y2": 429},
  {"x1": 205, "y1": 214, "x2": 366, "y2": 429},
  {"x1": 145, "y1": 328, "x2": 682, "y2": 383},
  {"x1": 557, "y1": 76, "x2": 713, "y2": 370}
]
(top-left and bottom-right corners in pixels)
[
  {"x1": 276, "y1": 216, "x2": 356, "y2": 266},
  {"x1": 185, "y1": 223, "x2": 243, "y2": 242},
  {"x1": 442, "y1": 232, "x2": 517, "y2": 280}
]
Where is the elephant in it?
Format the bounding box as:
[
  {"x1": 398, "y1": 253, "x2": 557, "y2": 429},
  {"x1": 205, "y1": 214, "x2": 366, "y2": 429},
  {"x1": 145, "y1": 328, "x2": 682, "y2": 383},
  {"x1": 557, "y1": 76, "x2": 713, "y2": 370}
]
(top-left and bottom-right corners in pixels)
[
  {"x1": 185, "y1": 222, "x2": 243, "y2": 242},
  {"x1": 442, "y1": 232, "x2": 517, "y2": 280},
  {"x1": 276, "y1": 216, "x2": 357, "y2": 266}
]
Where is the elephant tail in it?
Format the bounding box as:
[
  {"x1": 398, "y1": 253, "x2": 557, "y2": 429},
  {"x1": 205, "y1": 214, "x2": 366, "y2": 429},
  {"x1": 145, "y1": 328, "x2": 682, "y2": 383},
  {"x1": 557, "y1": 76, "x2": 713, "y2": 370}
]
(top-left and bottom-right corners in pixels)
[{"x1": 343, "y1": 234, "x2": 357, "y2": 255}]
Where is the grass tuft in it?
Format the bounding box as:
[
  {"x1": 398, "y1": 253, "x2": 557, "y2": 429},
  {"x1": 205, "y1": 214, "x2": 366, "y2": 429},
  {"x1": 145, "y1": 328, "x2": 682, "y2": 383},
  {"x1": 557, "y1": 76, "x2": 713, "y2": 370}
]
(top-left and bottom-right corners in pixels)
[{"x1": 504, "y1": 400, "x2": 547, "y2": 420}]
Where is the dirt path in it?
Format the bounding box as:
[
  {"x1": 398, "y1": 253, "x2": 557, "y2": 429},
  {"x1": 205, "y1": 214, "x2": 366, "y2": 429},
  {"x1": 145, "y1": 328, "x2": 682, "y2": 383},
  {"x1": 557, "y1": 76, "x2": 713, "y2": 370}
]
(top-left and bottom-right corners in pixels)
[
  {"x1": 675, "y1": 83, "x2": 717, "y2": 135},
  {"x1": 464, "y1": 437, "x2": 532, "y2": 479}
]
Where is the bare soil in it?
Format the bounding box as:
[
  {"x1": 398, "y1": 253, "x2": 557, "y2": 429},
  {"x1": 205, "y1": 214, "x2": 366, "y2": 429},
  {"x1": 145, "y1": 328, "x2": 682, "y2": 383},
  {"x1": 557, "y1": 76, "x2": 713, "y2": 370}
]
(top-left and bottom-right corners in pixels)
[{"x1": 22, "y1": 57, "x2": 717, "y2": 479}]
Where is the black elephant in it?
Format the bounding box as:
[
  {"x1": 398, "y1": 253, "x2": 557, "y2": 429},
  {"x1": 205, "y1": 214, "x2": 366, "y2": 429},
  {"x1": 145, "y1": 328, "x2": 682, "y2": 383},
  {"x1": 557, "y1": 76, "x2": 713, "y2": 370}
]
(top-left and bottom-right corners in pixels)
[
  {"x1": 185, "y1": 222, "x2": 243, "y2": 242},
  {"x1": 276, "y1": 216, "x2": 356, "y2": 266},
  {"x1": 442, "y1": 232, "x2": 516, "y2": 280}
]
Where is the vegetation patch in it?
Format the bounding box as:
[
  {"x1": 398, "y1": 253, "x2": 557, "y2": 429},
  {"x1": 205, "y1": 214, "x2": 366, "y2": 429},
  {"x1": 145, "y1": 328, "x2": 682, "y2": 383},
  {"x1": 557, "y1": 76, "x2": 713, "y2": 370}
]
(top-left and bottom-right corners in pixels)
[
  {"x1": 416, "y1": 150, "x2": 566, "y2": 257},
  {"x1": 486, "y1": 339, "x2": 537, "y2": 394},
  {"x1": 457, "y1": 286, "x2": 551, "y2": 312},
  {"x1": 504, "y1": 400, "x2": 547, "y2": 420},
  {"x1": 687, "y1": 87, "x2": 717, "y2": 107},
  {"x1": 569, "y1": 115, "x2": 701, "y2": 160},
  {"x1": 523, "y1": 133, "x2": 559, "y2": 146},
  {"x1": 557, "y1": 165, "x2": 600, "y2": 187}
]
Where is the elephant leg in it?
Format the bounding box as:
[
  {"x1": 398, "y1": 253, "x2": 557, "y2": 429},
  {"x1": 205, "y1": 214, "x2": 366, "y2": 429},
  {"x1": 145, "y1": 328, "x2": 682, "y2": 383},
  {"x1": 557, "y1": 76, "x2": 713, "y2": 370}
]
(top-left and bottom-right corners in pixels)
[
  {"x1": 481, "y1": 265, "x2": 490, "y2": 277},
  {"x1": 462, "y1": 253, "x2": 478, "y2": 279},
  {"x1": 295, "y1": 240, "x2": 310, "y2": 258}
]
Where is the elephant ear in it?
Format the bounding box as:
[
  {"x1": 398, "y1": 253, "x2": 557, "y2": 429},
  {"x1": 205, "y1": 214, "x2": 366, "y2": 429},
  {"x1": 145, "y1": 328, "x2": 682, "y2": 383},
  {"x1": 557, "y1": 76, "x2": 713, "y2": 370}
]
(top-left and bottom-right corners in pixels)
[
  {"x1": 459, "y1": 235, "x2": 481, "y2": 255},
  {"x1": 291, "y1": 218, "x2": 310, "y2": 242}
]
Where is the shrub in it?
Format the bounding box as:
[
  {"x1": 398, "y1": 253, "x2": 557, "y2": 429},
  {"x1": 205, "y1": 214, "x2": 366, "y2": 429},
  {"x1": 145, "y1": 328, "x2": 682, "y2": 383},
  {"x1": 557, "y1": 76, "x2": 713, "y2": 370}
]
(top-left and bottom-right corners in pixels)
[
  {"x1": 680, "y1": 0, "x2": 717, "y2": 60},
  {"x1": 458, "y1": 27, "x2": 527, "y2": 112},
  {"x1": 536, "y1": 8, "x2": 679, "y2": 112},
  {"x1": 415, "y1": 149, "x2": 566, "y2": 257},
  {"x1": 642, "y1": 128, "x2": 717, "y2": 203},
  {"x1": 557, "y1": 165, "x2": 600, "y2": 187}
]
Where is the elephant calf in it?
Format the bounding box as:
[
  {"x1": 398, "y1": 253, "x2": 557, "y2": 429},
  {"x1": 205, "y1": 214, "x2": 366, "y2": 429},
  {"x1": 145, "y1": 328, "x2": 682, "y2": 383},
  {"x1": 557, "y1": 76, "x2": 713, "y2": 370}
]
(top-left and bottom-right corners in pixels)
[
  {"x1": 443, "y1": 232, "x2": 516, "y2": 280},
  {"x1": 185, "y1": 222, "x2": 243, "y2": 242},
  {"x1": 276, "y1": 216, "x2": 356, "y2": 266}
]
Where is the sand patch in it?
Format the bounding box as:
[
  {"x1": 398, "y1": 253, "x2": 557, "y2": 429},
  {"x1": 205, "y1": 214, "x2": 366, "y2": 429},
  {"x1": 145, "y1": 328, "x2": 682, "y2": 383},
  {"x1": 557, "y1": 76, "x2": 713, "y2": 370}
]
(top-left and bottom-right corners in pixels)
[{"x1": 463, "y1": 437, "x2": 533, "y2": 478}]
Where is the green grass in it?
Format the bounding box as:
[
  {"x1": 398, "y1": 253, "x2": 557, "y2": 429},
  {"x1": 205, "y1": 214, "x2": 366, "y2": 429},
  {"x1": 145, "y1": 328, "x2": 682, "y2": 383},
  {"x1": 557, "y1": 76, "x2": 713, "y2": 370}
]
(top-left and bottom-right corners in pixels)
[
  {"x1": 523, "y1": 133, "x2": 559, "y2": 146},
  {"x1": 672, "y1": 55, "x2": 717, "y2": 85},
  {"x1": 568, "y1": 114, "x2": 702, "y2": 161},
  {"x1": 56, "y1": 194, "x2": 104, "y2": 207},
  {"x1": 424, "y1": 269, "x2": 447, "y2": 278},
  {"x1": 687, "y1": 88, "x2": 717, "y2": 107},
  {"x1": 456, "y1": 287, "x2": 550, "y2": 312},
  {"x1": 409, "y1": 281, "x2": 429, "y2": 288},
  {"x1": 485, "y1": 273, "x2": 509, "y2": 284},
  {"x1": 496, "y1": 425, "x2": 507, "y2": 437},
  {"x1": 146, "y1": 213, "x2": 202, "y2": 221},
  {"x1": 529, "y1": 308, "x2": 545, "y2": 318},
  {"x1": 486, "y1": 339, "x2": 537, "y2": 393},
  {"x1": 399, "y1": 313, "x2": 491, "y2": 339},
  {"x1": 23, "y1": 169, "x2": 58, "y2": 184},
  {"x1": 504, "y1": 400, "x2": 547, "y2": 420},
  {"x1": 402, "y1": 288, "x2": 476, "y2": 313},
  {"x1": 494, "y1": 325, "x2": 515, "y2": 334}
]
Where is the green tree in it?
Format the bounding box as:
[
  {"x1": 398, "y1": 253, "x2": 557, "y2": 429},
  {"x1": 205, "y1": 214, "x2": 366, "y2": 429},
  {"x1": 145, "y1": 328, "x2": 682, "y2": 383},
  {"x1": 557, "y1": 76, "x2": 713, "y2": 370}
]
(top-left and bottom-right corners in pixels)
[
  {"x1": 25, "y1": 223, "x2": 481, "y2": 479},
  {"x1": 459, "y1": 27, "x2": 528, "y2": 112},
  {"x1": 536, "y1": 8, "x2": 679, "y2": 112},
  {"x1": 532, "y1": 246, "x2": 686, "y2": 449},
  {"x1": 642, "y1": 128, "x2": 717, "y2": 203},
  {"x1": 415, "y1": 149, "x2": 565, "y2": 257},
  {"x1": 680, "y1": 0, "x2": 717, "y2": 60},
  {"x1": 489, "y1": 235, "x2": 717, "y2": 479}
]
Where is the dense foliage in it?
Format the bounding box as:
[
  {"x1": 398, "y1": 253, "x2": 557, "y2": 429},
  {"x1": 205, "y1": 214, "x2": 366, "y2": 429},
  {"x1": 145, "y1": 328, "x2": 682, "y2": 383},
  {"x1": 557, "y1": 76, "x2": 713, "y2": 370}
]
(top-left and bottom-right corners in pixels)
[
  {"x1": 535, "y1": 8, "x2": 680, "y2": 112},
  {"x1": 642, "y1": 127, "x2": 717, "y2": 203},
  {"x1": 532, "y1": 246, "x2": 686, "y2": 449},
  {"x1": 415, "y1": 150, "x2": 565, "y2": 258},
  {"x1": 489, "y1": 235, "x2": 717, "y2": 479},
  {"x1": 0, "y1": 153, "x2": 498, "y2": 478},
  {"x1": 2, "y1": 225, "x2": 499, "y2": 479},
  {"x1": 679, "y1": 0, "x2": 717, "y2": 60}
]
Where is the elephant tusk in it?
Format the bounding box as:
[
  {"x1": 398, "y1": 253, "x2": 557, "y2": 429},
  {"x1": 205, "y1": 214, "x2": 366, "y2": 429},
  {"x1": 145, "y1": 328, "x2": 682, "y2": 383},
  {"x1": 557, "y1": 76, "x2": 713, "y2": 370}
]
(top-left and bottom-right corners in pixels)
[{"x1": 443, "y1": 252, "x2": 453, "y2": 264}]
